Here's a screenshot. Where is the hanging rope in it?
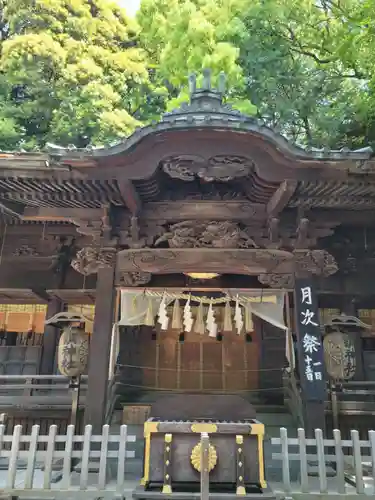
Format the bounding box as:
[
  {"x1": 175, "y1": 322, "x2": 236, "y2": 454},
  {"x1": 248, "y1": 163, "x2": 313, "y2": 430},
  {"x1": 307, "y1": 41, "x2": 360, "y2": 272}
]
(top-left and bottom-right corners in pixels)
[{"x1": 123, "y1": 289, "x2": 276, "y2": 305}]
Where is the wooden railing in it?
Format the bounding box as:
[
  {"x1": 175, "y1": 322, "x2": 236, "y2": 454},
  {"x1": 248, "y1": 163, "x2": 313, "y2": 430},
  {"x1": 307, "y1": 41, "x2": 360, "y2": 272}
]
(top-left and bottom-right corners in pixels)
[
  {"x1": 0, "y1": 374, "x2": 88, "y2": 406},
  {"x1": 0, "y1": 375, "x2": 89, "y2": 434},
  {"x1": 271, "y1": 427, "x2": 375, "y2": 496},
  {"x1": 329, "y1": 381, "x2": 375, "y2": 421}
]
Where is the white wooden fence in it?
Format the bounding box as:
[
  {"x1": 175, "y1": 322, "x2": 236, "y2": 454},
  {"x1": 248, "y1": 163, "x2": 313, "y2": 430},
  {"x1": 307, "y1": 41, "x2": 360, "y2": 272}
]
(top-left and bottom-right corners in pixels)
[
  {"x1": 0, "y1": 424, "x2": 137, "y2": 498},
  {"x1": 271, "y1": 427, "x2": 375, "y2": 497},
  {"x1": 1, "y1": 423, "x2": 375, "y2": 498}
]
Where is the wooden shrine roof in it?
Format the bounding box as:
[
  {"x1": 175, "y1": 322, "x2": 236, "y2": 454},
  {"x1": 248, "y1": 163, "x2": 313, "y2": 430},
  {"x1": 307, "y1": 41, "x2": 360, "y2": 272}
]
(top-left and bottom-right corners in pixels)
[{"x1": 0, "y1": 70, "x2": 375, "y2": 222}]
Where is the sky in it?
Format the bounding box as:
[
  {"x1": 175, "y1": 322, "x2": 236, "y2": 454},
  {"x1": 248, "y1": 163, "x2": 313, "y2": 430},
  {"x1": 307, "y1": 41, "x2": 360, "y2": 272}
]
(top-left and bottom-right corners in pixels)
[{"x1": 118, "y1": 0, "x2": 141, "y2": 17}]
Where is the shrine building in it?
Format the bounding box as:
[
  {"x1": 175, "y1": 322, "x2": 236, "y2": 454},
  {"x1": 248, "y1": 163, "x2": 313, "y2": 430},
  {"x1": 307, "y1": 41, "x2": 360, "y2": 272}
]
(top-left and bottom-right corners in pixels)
[{"x1": 0, "y1": 70, "x2": 374, "y2": 437}]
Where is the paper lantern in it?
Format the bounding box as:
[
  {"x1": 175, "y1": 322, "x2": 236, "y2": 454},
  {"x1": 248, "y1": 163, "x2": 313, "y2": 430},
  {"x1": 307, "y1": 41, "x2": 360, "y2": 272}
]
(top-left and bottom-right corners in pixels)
[{"x1": 58, "y1": 325, "x2": 89, "y2": 377}]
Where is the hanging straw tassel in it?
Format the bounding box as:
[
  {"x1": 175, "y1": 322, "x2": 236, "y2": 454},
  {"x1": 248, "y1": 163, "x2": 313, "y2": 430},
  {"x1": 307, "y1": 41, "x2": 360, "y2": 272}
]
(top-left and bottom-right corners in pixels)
[
  {"x1": 223, "y1": 300, "x2": 233, "y2": 332},
  {"x1": 234, "y1": 296, "x2": 243, "y2": 335},
  {"x1": 171, "y1": 299, "x2": 182, "y2": 330},
  {"x1": 132, "y1": 294, "x2": 138, "y2": 315},
  {"x1": 207, "y1": 301, "x2": 218, "y2": 338},
  {"x1": 194, "y1": 302, "x2": 205, "y2": 335},
  {"x1": 144, "y1": 298, "x2": 155, "y2": 327},
  {"x1": 245, "y1": 303, "x2": 254, "y2": 332},
  {"x1": 183, "y1": 296, "x2": 194, "y2": 332},
  {"x1": 157, "y1": 292, "x2": 169, "y2": 330}
]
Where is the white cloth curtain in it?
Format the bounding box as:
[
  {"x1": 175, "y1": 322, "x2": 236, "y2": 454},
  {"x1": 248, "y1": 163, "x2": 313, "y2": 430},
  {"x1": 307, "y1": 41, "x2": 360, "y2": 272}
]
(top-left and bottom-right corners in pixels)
[
  {"x1": 108, "y1": 291, "x2": 175, "y2": 379},
  {"x1": 108, "y1": 288, "x2": 290, "y2": 379},
  {"x1": 229, "y1": 289, "x2": 296, "y2": 368},
  {"x1": 229, "y1": 289, "x2": 286, "y2": 331}
]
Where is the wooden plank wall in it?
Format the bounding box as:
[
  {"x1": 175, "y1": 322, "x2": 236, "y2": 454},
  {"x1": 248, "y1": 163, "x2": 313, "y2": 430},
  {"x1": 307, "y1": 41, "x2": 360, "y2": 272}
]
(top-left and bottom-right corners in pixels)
[{"x1": 140, "y1": 310, "x2": 259, "y2": 393}]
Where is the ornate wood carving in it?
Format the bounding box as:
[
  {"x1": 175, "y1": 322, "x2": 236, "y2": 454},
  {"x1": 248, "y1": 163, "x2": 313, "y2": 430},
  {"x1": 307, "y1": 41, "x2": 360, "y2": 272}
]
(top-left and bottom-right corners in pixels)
[
  {"x1": 154, "y1": 221, "x2": 259, "y2": 249},
  {"x1": 258, "y1": 273, "x2": 294, "y2": 289},
  {"x1": 293, "y1": 249, "x2": 338, "y2": 277},
  {"x1": 117, "y1": 271, "x2": 152, "y2": 287},
  {"x1": 116, "y1": 248, "x2": 291, "y2": 276},
  {"x1": 258, "y1": 249, "x2": 338, "y2": 288},
  {"x1": 71, "y1": 246, "x2": 116, "y2": 275},
  {"x1": 13, "y1": 244, "x2": 40, "y2": 257},
  {"x1": 118, "y1": 216, "x2": 165, "y2": 248},
  {"x1": 114, "y1": 211, "x2": 339, "y2": 256},
  {"x1": 161, "y1": 155, "x2": 254, "y2": 182}
]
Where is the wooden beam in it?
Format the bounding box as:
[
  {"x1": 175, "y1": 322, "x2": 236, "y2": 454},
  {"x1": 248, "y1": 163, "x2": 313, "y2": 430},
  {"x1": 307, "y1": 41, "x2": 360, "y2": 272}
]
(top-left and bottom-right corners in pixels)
[
  {"x1": 117, "y1": 180, "x2": 142, "y2": 215},
  {"x1": 267, "y1": 217, "x2": 280, "y2": 248},
  {"x1": 31, "y1": 288, "x2": 51, "y2": 302},
  {"x1": 267, "y1": 180, "x2": 298, "y2": 216},
  {"x1": 295, "y1": 217, "x2": 310, "y2": 249},
  {"x1": 141, "y1": 201, "x2": 266, "y2": 221},
  {"x1": 21, "y1": 207, "x2": 103, "y2": 222}
]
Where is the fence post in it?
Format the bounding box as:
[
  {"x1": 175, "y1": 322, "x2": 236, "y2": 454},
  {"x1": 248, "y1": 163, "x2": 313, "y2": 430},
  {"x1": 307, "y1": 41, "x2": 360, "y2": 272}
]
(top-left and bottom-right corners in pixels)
[
  {"x1": 351, "y1": 429, "x2": 364, "y2": 494},
  {"x1": 369, "y1": 430, "x2": 375, "y2": 491},
  {"x1": 297, "y1": 428, "x2": 308, "y2": 493},
  {"x1": 280, "y1": 427, "x2": 291, "y2": 493},
  {"x1": 333, "y1": 429, "x2": 345, "y2": 494},
  {"x1": 315, "y1": 429, "x2": 328, "y2": 493},
  {"x1": 200, "y1": 432, "x2": 209, "y2": 500}
]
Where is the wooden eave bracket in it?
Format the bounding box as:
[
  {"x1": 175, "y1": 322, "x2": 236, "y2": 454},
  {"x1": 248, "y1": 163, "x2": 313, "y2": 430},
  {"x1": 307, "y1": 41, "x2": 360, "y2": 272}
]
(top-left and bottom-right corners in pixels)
[
  {"x1": 266, "y1": 180, "x2": 298, "y2": 216},
  {"x1": 117, "y1": 179, "x2": 142, "y2": 215}
]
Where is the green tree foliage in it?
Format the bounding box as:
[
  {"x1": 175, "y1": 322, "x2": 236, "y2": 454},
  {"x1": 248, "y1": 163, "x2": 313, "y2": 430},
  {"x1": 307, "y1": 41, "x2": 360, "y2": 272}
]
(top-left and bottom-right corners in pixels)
[
  {"x1": 0, "y1": 0, "x2": 152, "y2": 149},
  {"x1": 1, "y1": 0, "x2": 375, "y2": 150},
  {"x1": 138, "y1": 0, "x2": 375, "y2": 149},
  {"x1": 236, "y1": 0, "x2": 372, "y2": 148},
  {"x1": 137, "y1": 0, "x2": 256, "y2": 115}
]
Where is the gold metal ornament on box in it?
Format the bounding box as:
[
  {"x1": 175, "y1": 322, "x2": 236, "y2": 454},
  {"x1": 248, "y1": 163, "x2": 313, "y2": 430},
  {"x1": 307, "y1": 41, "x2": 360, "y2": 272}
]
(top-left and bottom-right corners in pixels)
[{"x1": 190, "y1": 441, "x2": 218, "y2": 472}]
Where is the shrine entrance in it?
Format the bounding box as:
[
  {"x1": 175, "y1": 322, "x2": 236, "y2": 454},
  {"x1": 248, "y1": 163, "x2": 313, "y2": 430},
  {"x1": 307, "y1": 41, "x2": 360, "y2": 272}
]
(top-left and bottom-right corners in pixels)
[
  {"x1": 113, "y1": 288, "x2": 288, "y2": 404},
  {"x1": 140, "y1": 326, "x2": 259, "y2": 393}
]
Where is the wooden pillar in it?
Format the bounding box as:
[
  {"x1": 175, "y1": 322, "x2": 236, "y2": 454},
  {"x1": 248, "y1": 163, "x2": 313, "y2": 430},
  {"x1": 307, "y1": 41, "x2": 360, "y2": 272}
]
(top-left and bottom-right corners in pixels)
[
  {"x1": 294, "y1": 277, "x2": 326, "y2": 436},
  {"x1": 84, "y1": 265, "x2": 116, "y2": 430},
  {"x1": 40, "y1": 298, "x2": 63, "y2": 375}
]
